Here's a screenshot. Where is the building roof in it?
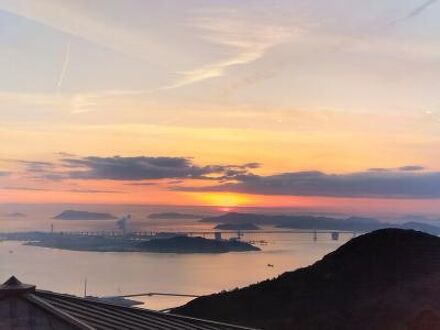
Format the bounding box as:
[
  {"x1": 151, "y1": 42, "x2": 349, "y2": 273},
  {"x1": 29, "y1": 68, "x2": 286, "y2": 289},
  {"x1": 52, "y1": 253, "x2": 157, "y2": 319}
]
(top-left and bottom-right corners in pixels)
[{"x1": 0, "y1": 276, "x2": 258, "y2": 330}]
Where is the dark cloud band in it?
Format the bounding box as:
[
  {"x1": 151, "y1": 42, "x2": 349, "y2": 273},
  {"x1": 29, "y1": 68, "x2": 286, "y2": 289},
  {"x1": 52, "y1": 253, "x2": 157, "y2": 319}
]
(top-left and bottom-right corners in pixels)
[
  {"x1": 14, "y1": 154, "x2": 439, "y2": 199},
  {"x1": 39, "y1": 156, "x2": 259, "y2": 181},
  {"x1": 174, "y1": 169, "x2": 440, "y2": 199}
]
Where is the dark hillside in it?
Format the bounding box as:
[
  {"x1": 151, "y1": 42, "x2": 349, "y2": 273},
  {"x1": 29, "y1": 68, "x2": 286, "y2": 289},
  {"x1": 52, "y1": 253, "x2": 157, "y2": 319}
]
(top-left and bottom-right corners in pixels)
[{"x1": 174, "y1": 229, "x2": 440, "y2": 330}]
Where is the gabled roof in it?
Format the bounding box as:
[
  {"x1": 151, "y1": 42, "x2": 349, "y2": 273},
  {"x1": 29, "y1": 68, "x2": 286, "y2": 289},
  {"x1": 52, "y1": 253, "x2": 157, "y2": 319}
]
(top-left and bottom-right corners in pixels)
[{"x1": 0, "y1": 276, "x2": 258, "y2": 330}]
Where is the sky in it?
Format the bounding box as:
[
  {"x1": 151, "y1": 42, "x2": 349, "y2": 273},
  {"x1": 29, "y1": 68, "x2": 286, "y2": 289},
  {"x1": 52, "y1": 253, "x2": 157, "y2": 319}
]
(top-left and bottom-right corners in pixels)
[{"x1": 1, "y1": 0, "x2": 440, "y2": 215}]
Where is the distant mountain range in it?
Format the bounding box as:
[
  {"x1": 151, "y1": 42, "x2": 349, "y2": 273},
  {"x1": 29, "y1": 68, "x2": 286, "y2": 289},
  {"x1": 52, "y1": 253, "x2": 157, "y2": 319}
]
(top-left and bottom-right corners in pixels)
[
  {"x1": 399, "y1": 221, "x2": 440, "y2": 235},
  {"x1": 147, "y1": 212, "x2": 203, "y2": 220},
  {"x1": 174, "y1": 229, "x2": 440, "y2": 330},
  {"x1": 53, "y1": 210, "x2": 117, "y2": 220},
  {"x1": 201, "y1": 212, "x2": 440, "y2": 235},
  {"x1": 214, "y1": 223, "x2": 261, "y2": 231}
]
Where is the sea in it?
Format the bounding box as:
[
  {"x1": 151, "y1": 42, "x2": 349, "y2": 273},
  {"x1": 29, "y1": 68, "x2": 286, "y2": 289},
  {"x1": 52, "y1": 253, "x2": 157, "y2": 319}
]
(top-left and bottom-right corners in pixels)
[{"x1": 0, "y1": 204, "x2": 351, "y2": 310}]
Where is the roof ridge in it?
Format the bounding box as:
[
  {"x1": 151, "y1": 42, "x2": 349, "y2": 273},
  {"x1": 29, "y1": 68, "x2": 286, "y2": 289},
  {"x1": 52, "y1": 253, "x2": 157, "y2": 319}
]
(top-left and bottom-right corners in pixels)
[
  {"x1": 35, "y1": 290, "x2": 258, "y2": 329},
  {"x1": 25, "y1": 294, "x2": 96, "y2": 330}
]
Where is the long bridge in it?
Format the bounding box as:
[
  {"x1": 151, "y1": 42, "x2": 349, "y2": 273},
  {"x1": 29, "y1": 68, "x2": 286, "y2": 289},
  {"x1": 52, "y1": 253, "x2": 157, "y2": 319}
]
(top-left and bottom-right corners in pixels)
[
  {"x1": 56, "y1": 229, "x2": 355, "y2": 235},
  {"x1": 55, "y1": 229, "x2": 357, "y2": 241}
]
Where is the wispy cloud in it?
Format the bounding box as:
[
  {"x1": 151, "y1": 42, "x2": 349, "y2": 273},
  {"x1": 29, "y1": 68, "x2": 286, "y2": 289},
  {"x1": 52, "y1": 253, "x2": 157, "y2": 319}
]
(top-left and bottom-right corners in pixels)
[
  {"x1": 368, "y1": 165, "x2": 425, "y2": 172},
  {"x1": 126, "y1": 182, "x2": 158, "y2": 186},
  {"x1": 0, "y1": 0, "x2": 172, "y2": 63},
  {"x1": 390, "y1": 0, "x2": 438, "y2": 25},
  {"x1": 164, "y1": 12, "x2": 293, "y2": 89},
  {"x1": 56, "y1": 39, "x2": 71, "y2": 92},
  {"x1": 66, "y1": 188, "x2": 123, "y2": 194},
  {"x1": 0, "y1": 90, "x2": 141, "y2": 114},
  {"x1": 0, "y1": 186, "x2": 122, "y2": 194},
  {"x1": 1, "y1": 186, "x2": 49, "y2": 191},
  {"x1": 398, "y1": 165, "x2": 425, "y2": 171}
]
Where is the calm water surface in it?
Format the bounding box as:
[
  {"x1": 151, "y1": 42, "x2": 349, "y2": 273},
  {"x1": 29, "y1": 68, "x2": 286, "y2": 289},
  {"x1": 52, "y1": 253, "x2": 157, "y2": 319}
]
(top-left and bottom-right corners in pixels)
[{"x1": 0, "y1": 204, "x2": 350, "y2": 310}]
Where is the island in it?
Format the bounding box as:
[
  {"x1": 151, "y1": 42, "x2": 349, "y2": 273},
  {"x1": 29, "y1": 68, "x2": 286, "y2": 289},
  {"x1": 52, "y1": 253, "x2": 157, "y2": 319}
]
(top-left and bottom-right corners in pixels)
[
  {"x1": 137, "y1": 236, "x2": 261, "y2": 253},
  {"x1": 4, "y1": 232, "x2": 260, "y2": 254},
  {"x1": 53, "y1": 210, "x2": 117, "y2": 220},
  {"x1": 147, "y1": 212, "x2": 203, "y2": 220},
  {"x1": 214, "y1": 223, "x2": 261, "y2": 230}
]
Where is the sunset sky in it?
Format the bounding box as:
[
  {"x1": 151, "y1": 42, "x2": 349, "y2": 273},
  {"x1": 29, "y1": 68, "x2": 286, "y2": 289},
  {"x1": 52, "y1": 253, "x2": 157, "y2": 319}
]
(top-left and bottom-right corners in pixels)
[{"x1": 1, "y1": 0, "x2": 440, "y2": 214}]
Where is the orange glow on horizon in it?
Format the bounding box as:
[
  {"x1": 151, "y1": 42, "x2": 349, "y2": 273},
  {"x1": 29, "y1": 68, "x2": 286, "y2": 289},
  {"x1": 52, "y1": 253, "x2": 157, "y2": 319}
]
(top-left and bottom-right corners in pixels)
[
  {"x1": 3, "y1": 187, "x2": 440, "y2": 216},
  {"x1": 195, "y1": 192, "x2": 252, "y2": 208}
]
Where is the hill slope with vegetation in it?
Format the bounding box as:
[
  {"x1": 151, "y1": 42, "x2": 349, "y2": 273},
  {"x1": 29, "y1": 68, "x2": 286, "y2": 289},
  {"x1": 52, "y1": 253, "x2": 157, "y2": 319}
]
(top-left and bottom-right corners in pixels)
[{"x1": 174, "y1": 229, "x2": 440, "y2": 330}]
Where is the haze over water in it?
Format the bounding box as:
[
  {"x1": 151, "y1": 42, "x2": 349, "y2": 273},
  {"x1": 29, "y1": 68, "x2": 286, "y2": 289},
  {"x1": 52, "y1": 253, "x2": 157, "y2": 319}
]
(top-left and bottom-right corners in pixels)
[{"x1": 0, "y1": 204, "x2": 349, "y2": 310}]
